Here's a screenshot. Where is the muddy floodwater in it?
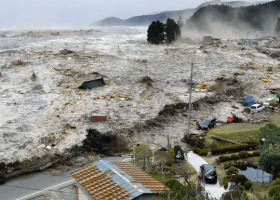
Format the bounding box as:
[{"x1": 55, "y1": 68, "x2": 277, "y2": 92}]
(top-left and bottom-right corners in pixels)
[{"x1": 0, "y1": 27, "x2": 279, "y2": 164}]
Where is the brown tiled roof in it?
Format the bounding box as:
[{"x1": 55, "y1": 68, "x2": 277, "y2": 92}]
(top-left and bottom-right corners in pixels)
[
  {"x1": 113, "y1": 162, "x2": 165, "y2": 193},
  {"x1": 71, "y1": 161, "x2": 165, "y2": 200},
  {"x1": 71, "y1": 165, "x2": 131, "y2": 200}
]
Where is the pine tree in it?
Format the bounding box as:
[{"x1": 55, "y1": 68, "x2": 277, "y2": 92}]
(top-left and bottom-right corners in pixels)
[
  {"x1": 147, "y1": 21, "x2": 165, "y2": 44},
  {"x1": 165, "y1": 18, "x2": 181, "y2": 43}
]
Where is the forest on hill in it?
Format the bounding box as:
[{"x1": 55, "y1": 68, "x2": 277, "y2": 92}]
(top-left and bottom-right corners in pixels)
[{"x1": 186, "y1": 0, "x2": 280, "y2": 36}]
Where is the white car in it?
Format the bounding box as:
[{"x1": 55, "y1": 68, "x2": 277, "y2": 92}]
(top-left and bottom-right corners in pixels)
[
  {"x1": 250, "y1": 104, "x2": 265, "y2": 113},
  {"x1": 263, "y1": 98, "x2": 275, "y2": 107}
]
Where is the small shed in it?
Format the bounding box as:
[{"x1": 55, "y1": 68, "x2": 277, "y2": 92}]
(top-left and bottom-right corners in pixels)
[{"x1": 242, "y1": 96, "x2": 255, "y2": 106}]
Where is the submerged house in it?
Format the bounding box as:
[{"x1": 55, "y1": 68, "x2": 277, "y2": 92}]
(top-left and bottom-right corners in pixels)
[
  {"x1": 203, "y1": 36, "x2": 221, "y2": 45},
  {"x1": 71, "y1": 160, "x2": 165, "y2": 200}
]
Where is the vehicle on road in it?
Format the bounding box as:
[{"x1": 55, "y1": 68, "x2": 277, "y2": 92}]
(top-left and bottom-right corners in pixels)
[
  {"x1": 197, "y1": 118, "x2": 216, "y2": 130},
  {"x1": 200, "y1": 164, "x2": 217, "y2": 184},
  {"x1": 250, "y1": 104, "x2": 265, "y2": 113}
]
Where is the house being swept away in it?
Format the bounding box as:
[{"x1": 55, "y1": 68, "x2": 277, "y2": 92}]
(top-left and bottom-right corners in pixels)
[
  {"x1": 71, "y1": 160, "x2": 165, "y2": 200},
  {"x1": 203, "y1": 36, "x2": 221, "y2": 45}
]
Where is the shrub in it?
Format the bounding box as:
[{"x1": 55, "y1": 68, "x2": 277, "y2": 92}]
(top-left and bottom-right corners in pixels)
[
  {"x1": 252, "y1": 151, "x2": 260, "y2": 157},
  {"x1": 231, "y1": 154, "x2": 240, "y2": 160},
  {"x1": 223, "y1": 189, "x2": 248, "y2": 200},
  {"x1": 174, "y1": 145, "x2": 184, "y2": 160},
  {"x1": 234, "y1": 174, "x2": 248, "y2": 185},
  {"x1": 248, "y1": 152, "x2": 253, "y2": 157},
  {"x1": 239, "y1": 185, "x2": 245, "y2": 191},
  {"x1": 219, "y1": 155, "x2": 231, "y2": 162},
  {"x1": 193, "y1": 147, "x2": 201, "y2": 154},
  {"x1": 227, "y1": 166, "x2": 239, "y2": 175},
  {"x1": 238, "y1": 151, "x2": 249, "y2": 159},
  {"x1": 198, "y1": 149, "x2": 208, "y2": 156},
  {"x1": 211, "y1": 144, "x2": 258, "y2": 155},
  {"x1": 272, "y1": 179, "x2": 280, "y2": 187},
  {"x1": 223, "y1": 175, "x2": 231, "y2": 189},
  {"x1": 243, "y1": 181, "x2": 253, "y2": 190},
  {"x1": 269, "y1": 186, "x2": 280, "y2": 197},
  {"x1": 193, "y1": 148, "x2": 208, "y2": 157}
]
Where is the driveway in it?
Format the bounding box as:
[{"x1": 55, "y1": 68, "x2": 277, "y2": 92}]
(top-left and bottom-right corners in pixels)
[{"x1": 186, "y1": 151, "x2": 226, "y2": 199}]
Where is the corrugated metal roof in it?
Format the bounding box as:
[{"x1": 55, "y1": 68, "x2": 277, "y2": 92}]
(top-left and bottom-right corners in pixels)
[{"x1": 71, "y1": 160, "x2": 165, "y2": 200}]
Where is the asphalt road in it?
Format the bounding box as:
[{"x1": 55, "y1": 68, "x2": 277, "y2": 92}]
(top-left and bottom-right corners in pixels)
[{"x1": 0, "y1": 156, "x2": 132, "y2": 200}]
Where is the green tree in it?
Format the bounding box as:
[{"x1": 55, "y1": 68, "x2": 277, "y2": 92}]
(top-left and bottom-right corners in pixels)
[
  {"x1": 147, "y1": 21, "x2": 165, "y2": 44},
  {"x1": 259, "y1": 123, "x2": 280, "y2": 150},
  {"x1": 259, "y1": 149, "x2": 280, "y2": 180},
  {"x1": 174, "y1": 145, "x2": 184, "y2": 160},
  {"x1": 165, "y1": 18, "x2": 181, "y2": 43},
  {"x1": 276, "y1": 17, "x2": 280, "y2": 36},
  {"x1": 135, "y1": 144, "x2": 152, "y2": 172}
]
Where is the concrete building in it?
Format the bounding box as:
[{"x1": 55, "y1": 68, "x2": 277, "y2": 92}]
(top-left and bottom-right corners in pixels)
[{"x1": 71, "y1": 160, "x2": 165, "y2": 200}]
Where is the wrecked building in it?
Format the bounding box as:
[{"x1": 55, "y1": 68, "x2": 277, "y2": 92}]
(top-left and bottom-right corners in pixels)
[{"x1": 203, "y1": 36, "x2": 221, "y2": 45}]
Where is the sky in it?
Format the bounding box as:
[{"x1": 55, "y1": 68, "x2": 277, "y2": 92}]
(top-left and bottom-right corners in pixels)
[{"x1": 0, "y1": 0, "x2": 268, "y2": 28}]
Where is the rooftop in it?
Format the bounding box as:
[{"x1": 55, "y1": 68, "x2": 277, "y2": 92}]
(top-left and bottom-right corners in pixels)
[{"x1": 71, "y1": 160, "x2": 165, "y2": 200}]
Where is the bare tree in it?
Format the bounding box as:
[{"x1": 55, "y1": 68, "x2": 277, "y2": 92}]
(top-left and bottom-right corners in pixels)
[
  {"x1": 154, "y1": 151, "x2": 172, "y2": 181},
  {"x1": 135, "y1": 144, "x2": 152, "y2": 172}
]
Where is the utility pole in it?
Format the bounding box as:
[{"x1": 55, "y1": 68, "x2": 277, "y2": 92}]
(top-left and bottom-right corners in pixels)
[{"x1": 186, "y1": 62, "x2": 194, "y2": 138}]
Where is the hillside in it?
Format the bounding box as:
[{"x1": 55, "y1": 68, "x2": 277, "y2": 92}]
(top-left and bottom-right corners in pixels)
[
  {"x1": 93, "y1": 0, "x2": 259, "y2": 26},
  {"x1": 187, "y1": 0, "x2": 280, "y2": 36}
]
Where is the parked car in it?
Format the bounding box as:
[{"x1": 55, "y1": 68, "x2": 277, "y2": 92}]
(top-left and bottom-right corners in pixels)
[
  {"x1": 263, "y1": 98, "x2": 277, "y2": 107},
  {"x1": 250, "y1": 104, "x2": 265, "y2": 113},
  {"x1": 198, "y1": 118, "x2": 216, "y2": 130},
  {"x1": 200, "y1": 164, "x2": 217, "y2": 184}
]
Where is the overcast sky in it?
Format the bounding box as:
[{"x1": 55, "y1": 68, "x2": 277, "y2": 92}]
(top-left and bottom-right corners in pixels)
[{"x1": 0, "y1": 0, "x2": 267, "y2": 28}]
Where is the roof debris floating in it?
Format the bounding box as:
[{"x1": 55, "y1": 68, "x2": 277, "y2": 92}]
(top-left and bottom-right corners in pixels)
[
  {"x1": 59, "y1": 49, "x2": 75, "y2": 55},
  {"x1": 79, "y1": 78, "x2": 106, "y2": 89},
  {"x1": 11, "y1": 60, "x2": 22, "y2": 65}
]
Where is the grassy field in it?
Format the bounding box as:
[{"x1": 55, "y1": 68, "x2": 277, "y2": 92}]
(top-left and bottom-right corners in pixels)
[{"x1": 204, "y1": 113, "x2": 280, "y2": 148}]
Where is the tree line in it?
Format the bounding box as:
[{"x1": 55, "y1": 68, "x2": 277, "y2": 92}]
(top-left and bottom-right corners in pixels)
[
  {"x1": 147, "y1": 18, "x2": 181, "y2": 44},
  {"x1": 187, "y1": 0, "x2": 280, "y2": 35}
]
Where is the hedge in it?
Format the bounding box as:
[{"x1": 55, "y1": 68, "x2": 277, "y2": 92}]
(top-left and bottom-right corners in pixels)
[
  {"x1": 211, "y1": 144, "x2": 258, "y2": 155},
  {"x1": 223, "y1": 190, "x2": 248, "y2": 200},
  {"x1": 219, "y1": 155, "x2": 231, "y2": 162},
  {"x1": 248, "y1": 152, "x2": 253, "y2": 157},
  {"x1": 227, "y1": 166, "x2": 239, "y2": 175},
  {"x1": 272, "y1": 179, "x2": 280, "y2": 187},
  {"x1": 238, "y1": 151, "x2": 249, "y2": 159},
  {"x1": 269, "y1": 185, "x2": 280, "y2": 197},
  {"x1": 193, "y1": 148, "x2": 208, "y2": 156},
  {"x1": 231, "y1": 154, "x2": 240, "y2": 160},
  {"x1": 252, "y1": 151, "x2": 260, "y2": 157},
  {"x1": 234, "y1": 174, "x2": 248, "y2": 185},
  {"x1": 243, "y1": 181, "x2": 252, "y2": 190}
]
